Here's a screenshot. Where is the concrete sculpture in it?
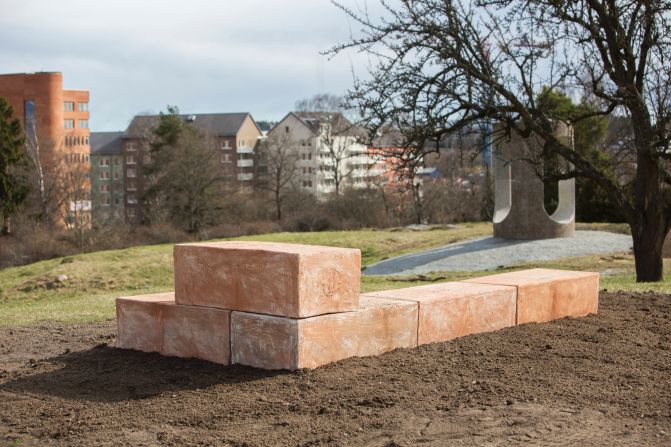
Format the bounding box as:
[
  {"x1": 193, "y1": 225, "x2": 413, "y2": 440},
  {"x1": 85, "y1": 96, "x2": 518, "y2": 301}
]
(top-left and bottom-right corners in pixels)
[
  {"x1": 116, "y1": 241, "x2": 599, "y2": 370},
  {"x1": 493, "y1": 122, "x2": 576, "y2": 239}
]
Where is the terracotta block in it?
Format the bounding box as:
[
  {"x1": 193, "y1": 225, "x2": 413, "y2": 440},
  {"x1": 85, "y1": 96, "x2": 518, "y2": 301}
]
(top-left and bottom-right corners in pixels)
[
  {"x1": 116, "y1": 292, "x2": 231, "y2": 365},
  {"x1": 116, "y1": 293, "x2": 172, "y2": 354},
  {"x1": 363, "y1": 282, "x2": 516, "y2": 345},
  {"x1": 231, "y1": 296, "x2": 418, "y2": 370},
  {"x1": 174, "y1": 241, "x2": 361, "y2": 318},
  {"x1": 463, "y1": 268, "x2": 599, "y2": 324}
]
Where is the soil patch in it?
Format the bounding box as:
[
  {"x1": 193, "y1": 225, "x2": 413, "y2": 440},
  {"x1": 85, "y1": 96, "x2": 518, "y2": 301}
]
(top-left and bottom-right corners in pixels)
[{"x1": 1, "y1": 292, "x2": 670, "y2": 446}]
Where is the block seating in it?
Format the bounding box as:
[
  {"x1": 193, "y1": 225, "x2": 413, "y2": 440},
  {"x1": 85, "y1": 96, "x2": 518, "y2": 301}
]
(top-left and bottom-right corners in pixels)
[{"x1": 116, "y1": 242, "x2": 599, "y2": 370}]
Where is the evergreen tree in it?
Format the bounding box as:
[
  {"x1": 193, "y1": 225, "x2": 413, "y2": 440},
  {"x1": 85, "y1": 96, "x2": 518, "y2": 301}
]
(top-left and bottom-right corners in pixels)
[{"x1": 0, "y1": 97, "x2": 28, "y2": 235}]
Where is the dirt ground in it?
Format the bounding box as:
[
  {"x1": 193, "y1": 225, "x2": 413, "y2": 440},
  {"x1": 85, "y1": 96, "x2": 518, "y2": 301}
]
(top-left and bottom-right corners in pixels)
[{"x1": 0, "y1": 292, "x2": 670, "y2": 447}]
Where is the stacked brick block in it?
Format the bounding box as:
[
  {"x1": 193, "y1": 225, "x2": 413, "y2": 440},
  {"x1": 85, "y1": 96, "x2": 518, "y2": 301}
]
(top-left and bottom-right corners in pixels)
[{"x1": 116, "y1": 242, "x2": 599, "y2": 370}]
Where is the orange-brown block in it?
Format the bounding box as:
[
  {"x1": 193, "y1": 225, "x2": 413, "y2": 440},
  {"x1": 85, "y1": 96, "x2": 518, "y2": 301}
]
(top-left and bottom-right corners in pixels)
[
  {"x1": 463, "y1": 268, "x2": 599, "y2": 324},
  {"x1": 363, "y1": 282, "x2": 516, "y2": 345},
  {"x1": 230, "y1": 296, "x2": 418, "y2": 370},
  {"x1": 174, "y1": 241, "x2": 361, "y2": 318},
  {"x1": 116, "y1": 293, "x2": 231, "y2": 365}
]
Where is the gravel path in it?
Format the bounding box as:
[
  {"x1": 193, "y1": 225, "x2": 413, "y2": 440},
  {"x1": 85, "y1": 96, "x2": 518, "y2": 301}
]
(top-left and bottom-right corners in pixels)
[{"x1": 364, "y1": 230, "x2": 632, "y2": 275}]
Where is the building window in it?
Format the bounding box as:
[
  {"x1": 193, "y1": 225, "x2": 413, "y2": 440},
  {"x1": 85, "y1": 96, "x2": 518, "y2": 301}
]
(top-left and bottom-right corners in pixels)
[
  {"x1": 114, "y1": 158, "x2": 120, "y2": 165},
  {"x1": 64, "y1": 119, "x2": 74, "y2": 129},
  {"x1": 114, "y1": 172, "x2": 119, "y2": 179},
  {"x1": 24, "y1": 100, "x2": 36, "y2": 142},
  {"x1": 99, "y1": 184, "x2": 109, "y2": 192},
  {"x1": 127, "y1": 181, "x2": 137, "y2": 191},
  {"x1": 78, "y1": 119, "x2": 89, "y2": 129},
  {"x1": 64, "y1": 102, "x2": 74, "y2": 112},
  {"x1": 78, "y1": 102, "x2": 88, "y2": 112},
  {"x1": 127, "y1": 168, "x2": 136, "y2": 178},
  {"x1": 99, "y1": 159, "x2": 104, "y2": 166},
  {"x1": 126, "y1": 142, "x2": 136, "y2": 151},
  {"x1": 239, "y1": 139, "x2": 245, "y2": 147},
  {"x1": 127, "y1": 196, "x2": 138, "y2": 205},
  {"x1": 85, "y1": 136, "x2": 90, "y2": 145},
  {"x1": 221, "y1": 153, "x2": 232, "y2": 163},
  {"x1": 126, "y1": 155, "x2": 136, "y2": 164},
  {"x1": 221, "y1": 140, "x2": 231, "y2": 149}
]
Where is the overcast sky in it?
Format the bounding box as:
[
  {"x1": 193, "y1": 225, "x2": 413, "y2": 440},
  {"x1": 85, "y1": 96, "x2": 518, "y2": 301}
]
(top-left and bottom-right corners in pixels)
[{"x1": 0, "y1": 0, "x2": 381, "y2": 131}]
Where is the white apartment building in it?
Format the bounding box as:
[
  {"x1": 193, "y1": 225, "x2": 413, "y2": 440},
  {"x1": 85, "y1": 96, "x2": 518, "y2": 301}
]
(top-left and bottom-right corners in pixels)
[{"x1": 267, "y1": 112, "x2": 383, "y2": 197}]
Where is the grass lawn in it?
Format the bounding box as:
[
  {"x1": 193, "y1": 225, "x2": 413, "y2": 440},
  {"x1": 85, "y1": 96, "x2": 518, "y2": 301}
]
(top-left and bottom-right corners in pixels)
[{"x1": 0, "y1": 221, "x2": 666, "y2": 327}]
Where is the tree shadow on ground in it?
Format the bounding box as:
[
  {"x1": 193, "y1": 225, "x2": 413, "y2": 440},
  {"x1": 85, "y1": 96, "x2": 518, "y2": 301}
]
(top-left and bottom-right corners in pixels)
[{"x1": 0, "y1": 344, "x2": 285, "y2": 403}]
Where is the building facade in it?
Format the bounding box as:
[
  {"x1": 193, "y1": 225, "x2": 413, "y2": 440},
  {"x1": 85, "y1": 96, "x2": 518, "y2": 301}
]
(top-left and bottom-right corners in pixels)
[
  {"x1": 0, "y1": 72, "x2": 91, "y2": 226},
  {"x1": 265, "y1": 112, "x2": 383, "y2": 197},
  {"x1": 90, "y1": 132, "x2": 125, "y2": 224},
  {"x1": 120, "y1": 112, "x2": 263, "y2": 223}
]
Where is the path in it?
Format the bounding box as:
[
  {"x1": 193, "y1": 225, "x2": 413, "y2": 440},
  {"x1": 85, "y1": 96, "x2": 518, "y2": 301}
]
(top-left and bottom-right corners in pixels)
[{"x1": 364, "y1": 230, "x2": 632, "y2": 275}]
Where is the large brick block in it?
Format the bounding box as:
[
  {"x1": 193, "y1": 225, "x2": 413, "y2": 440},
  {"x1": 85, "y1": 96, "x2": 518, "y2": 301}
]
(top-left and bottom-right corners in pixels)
[
  {"x1": 116, "y1": 293, "x2": 231, "y2": 365},
  {"x1": 362, "y1": 282, "x2": 516, "y2": 345},
  {"x1": 463, "y1": 268, "x2": 599, "y2": 324},
  {"x1": 230, "y1": 296, "x2": 418, "y2": 370},
  {"x1": 174, "y1": 241, "x2": 361, "y2": 318}
]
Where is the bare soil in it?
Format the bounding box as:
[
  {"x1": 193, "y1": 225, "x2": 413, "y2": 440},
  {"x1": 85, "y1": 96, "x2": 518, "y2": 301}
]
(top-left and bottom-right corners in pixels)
[{"x1": 1, "y1": 291, "x2": 670, "y2": 446}]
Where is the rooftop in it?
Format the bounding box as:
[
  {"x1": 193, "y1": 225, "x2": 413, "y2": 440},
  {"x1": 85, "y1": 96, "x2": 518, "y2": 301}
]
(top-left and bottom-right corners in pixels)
[
  {"x1": 124, "y1": 112, "x2": 256, "y2": 138},
  {"x1": 90, "y1": 131, "x2": 124, "y2": 155}
]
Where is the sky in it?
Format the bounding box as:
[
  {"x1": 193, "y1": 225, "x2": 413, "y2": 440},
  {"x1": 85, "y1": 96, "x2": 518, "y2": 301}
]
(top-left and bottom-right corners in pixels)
[{"x1": 0, "y1": 0, "x2": 382, "y2": 131}]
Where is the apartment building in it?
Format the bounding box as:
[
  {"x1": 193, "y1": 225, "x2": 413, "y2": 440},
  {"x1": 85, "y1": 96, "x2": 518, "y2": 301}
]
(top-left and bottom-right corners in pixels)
[
  {"x1": 90, "y1": 132, "x2": 125, "y2": 223},
  {"x1": 121, "y1": 112, "x2": 262, "y2": 223},
  {"x1": 265, "y1": 112, "x2": 374, "y2": 197},
  {"x1": 0, "y1": 72, "x2": 91, "y2": 226}
]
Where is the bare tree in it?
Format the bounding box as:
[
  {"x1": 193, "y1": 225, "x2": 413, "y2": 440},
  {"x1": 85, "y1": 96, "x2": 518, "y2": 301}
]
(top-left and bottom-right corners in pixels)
[
  {"x1": 23, "y1": 127, "x2": 68, "y2": 226},
  {"x1": 331, "y1": 0, "x2": 671, "y2": 282},
  {"x1": 295, "y1": 93, "x2": 346, "y2": 113},
  {"x1": 256, "y1": 130, "x2": 299, "y2": 220},
  {"x1": 61, "y1": 158, "x2": 91, "y2": 251}
]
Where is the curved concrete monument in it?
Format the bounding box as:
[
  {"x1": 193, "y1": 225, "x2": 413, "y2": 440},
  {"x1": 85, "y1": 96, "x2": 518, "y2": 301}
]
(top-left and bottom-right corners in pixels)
[{"x1": 493, "y1": 123, "x2": 575, "y2": 240}]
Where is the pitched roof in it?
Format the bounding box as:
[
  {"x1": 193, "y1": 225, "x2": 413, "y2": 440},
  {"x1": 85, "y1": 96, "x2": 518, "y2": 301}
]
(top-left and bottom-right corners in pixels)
[
  {"x1": 90, "y1": 131, "x2": 124, "y2": 155},
  {"x1": 124, "y1": 113, "x2": 257, "y2": 138},
  {"x1": 371, "y1": 127, "x2": 404, "y2": 148},
  {"x1": 281, "y1": 111, "x2": 366, "y2": 137}
]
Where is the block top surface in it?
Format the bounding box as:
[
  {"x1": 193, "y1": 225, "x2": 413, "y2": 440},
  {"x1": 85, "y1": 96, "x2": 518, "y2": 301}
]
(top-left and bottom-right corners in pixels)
[
  {"x1": 175, "y1": 241, "x2": 360, "y2": 256},
  {"x1": 362, "y1": 281, "x2": 514, "y2": 303},
  {"x1": 117, "y1": 292, "x2": 175, "y2": 303},
  {"x1": 358, "y1": 295, "x2": 420, "y2": 309},
  {"x1": 463, "y1": 268, "x2": 598, "y2": 287}
]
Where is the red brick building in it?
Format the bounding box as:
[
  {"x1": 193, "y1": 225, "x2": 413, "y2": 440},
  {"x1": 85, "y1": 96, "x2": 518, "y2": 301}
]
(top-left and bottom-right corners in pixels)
[
  {"x1": 0, "y1": 72, "x2": 91, "y2": 225},
  {"x1": 121, "y1": 112, "x2": 262, "y2": 223}
]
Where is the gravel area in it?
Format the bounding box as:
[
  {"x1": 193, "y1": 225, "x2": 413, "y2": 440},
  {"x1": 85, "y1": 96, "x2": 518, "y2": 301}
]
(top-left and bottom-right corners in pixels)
[{"x1": 364, "y1": 230, "x2": 632, "y2": 275}]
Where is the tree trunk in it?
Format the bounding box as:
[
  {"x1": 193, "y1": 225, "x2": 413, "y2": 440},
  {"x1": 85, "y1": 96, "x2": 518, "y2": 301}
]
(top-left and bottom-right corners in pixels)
[
  {"x1": 631, "y1": 217, "x2": 667, "y2": 282},
  {"x1": 275, "y1": 190, "x2": 282, "y2": 221},
  {"x1": 1, "y1": 217, "x2": 11, "y2": 236}
]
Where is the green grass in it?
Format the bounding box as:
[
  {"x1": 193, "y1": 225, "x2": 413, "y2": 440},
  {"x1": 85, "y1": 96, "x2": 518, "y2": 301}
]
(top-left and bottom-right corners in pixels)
[
  {"x1": 0, "y1": 223, "x2": 490, "y2": 326},
  {"x1": 1, "y1": 222, "x2": 666, "y2": 327}
]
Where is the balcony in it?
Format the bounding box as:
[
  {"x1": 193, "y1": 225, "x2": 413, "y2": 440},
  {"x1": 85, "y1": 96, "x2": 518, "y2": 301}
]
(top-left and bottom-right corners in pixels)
[
  {"x1": 237, "y1": 159, "x2": 254, "y2": 168},
  {"x1": 237, "y1": 146, "x2": 254, "y2": 154},
  {"x1": 237, "y1": 173, "x2": 254, "y2": 181}
]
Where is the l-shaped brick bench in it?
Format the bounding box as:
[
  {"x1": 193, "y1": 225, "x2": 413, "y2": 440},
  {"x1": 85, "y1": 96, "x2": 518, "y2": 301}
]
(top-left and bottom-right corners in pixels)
[{"x1": 116, "y1": 241, "x2": 599, "y2": 370}]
